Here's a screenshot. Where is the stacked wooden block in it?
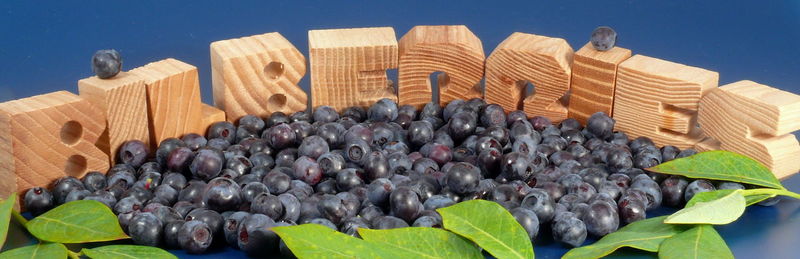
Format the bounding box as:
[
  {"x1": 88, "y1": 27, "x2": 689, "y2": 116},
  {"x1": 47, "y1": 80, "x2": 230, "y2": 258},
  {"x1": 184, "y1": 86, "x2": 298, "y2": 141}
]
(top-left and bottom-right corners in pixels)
[{"x1": 3, "y1": 25, "x2": 800, "y2": 206}]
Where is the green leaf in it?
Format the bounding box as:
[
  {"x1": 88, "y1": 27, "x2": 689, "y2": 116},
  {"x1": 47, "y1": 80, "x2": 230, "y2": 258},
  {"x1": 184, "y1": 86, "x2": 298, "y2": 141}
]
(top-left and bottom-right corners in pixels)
[
  {"x1": 358, "y1": 227, "x2": 483, "y2": 259},
  {"x1": 562, "y1": 216, "x2": 689, "y2": 259},
  {"x1": 272, "y1": 223, "x2": 407, "y2": 259},
  {"x1": 0, "y1": 193, "x2": 16, "y2": 250},
  {"x1": 647, "y1": 150, "x2": 784, "y2": 189},
  {"x1": 658, "y1": 225, "x2": 733, "y2": 259},
  {"x1": 437, "y1": 200, "x2": 534, "y2": 259},
  {"x1": 685, "y1": 189, "x2": 774, "y2": 208},
  {"x1": 26, "y1": 200, "x2": 128, "y2": 243},
  {"x1": 0, "y1": 243, "x2": 68, "y2": 259},
  {"x1": 665, "y1": 190, "x2": 746, "y2": 225},
  {"x1": 81, "y1": 245, "x2": 177, "y2": 259}
]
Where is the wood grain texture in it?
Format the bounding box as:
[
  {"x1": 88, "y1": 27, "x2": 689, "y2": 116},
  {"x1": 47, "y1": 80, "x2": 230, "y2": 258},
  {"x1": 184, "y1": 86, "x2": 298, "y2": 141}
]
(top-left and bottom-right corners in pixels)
[
  {"x1": 0, "y1": 91, "x2": 109, "y2": 202},
  {"x1": 484, "y1": 32, "x2": 573, "y2": 122},
  {"x1": 398, "y1": 25, "x2": 484, "y2": 109},
  {"x1": 130, "y1": 58, "x2": 203, "y2": 146},
  {"x1": 567, "y1": 42, "x2": 631, "y2": 125},
  {"x1": 697, "y1": 80, "x2": 800, "y2": 179},
  {"x1": 613, "y1": 54, "x2": 718, "y2": 149},
  {"x1": 211, "y1": 32, "x2": 307, "y2": 121},
  {"x1": 78, "y1": 72, "x2": 150, "y2": 163},
  {"x1": 309, "y1": 27, "x2": 398, "y2": 110},
  {"x1": 200, "y1": 103, "x2": 226, "y2": 135}
]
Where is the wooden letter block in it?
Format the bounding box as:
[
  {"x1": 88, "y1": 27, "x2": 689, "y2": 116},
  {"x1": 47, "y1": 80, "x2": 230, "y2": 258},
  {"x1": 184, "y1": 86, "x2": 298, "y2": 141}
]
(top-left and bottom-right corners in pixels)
[
  {"x1": 0, "y1": 91, "x2": 109, "y2": 201},
  {"x1": 398, "y1": 25, "x2": 484, "y2": 108},
  {"x1": 697, "y1": 80, "x2": 800, "y2": 179},
  {"x1": 613, "y1": 55, "x2": 718, "y2": 149},
  {"x1": 200, "y1": 103, "x2": 226, "y2": 134},
  {"x1": 79, "y1": 72, "x2": 151, "y2": 163},
  {"x1": 567, "y1": 42, "x2": 632, "y2": 124},
  {"x1": 309, "y1": 27, "x2": 398, "y2": 110},
  {"x1": 484, "y1": 32, "x2": 573, "y2": 122},
  {"x1": 211, "y1": 32, "x2": 308, "y2": 121},
  {"x1": 130, "y1": 58, "x2": 203, "y2": 147}
]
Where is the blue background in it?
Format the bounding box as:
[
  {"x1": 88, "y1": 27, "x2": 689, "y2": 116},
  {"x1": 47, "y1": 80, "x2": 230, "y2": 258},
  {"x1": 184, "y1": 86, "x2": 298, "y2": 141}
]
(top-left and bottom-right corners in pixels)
[{"x1": 1, "y1": 1, "x2": 800, "y2": 258}]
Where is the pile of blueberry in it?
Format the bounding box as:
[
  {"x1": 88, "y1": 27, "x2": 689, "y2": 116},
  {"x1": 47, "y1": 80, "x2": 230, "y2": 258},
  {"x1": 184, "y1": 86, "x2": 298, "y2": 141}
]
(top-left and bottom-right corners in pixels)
[{"x1": 22, "y1": 97, "x2": 768, "y2": 256}]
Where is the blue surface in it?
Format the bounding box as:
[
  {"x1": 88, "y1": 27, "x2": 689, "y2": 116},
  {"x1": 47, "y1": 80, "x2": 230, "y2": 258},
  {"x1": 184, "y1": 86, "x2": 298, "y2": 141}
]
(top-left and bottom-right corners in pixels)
[{"x1": 1, "y1": 1, "x2": 800, "y2": 258}]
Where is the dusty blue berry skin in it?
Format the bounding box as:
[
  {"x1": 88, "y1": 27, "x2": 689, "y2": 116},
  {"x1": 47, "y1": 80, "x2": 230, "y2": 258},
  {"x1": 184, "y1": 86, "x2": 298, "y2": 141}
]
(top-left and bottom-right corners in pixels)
[
  {"x1": 178, "y1": 220, "x2": 213, "y2": 254},
  {"x1": 368, "y1": 98, "x2": 399, "y2": 122},
  {"x1": 119, "y1": 140, "x2": 149, "y2": 168},
  {"x1": 313, "y1": 105, "x2": 339, "y2": 123},
  {"x1": 191, "y1": 149, "x2": 225, "y2": 181},
  {"x1": 129, "y1": 212, "x2": 163, "y2": 246},
  {"x1": 52, "y1": 176, "x2": 86, "y2": 205},
  {"x1": 204, "y1": 177, "x2": 242, "y2": 212},
  {"x1": 684, "y1": 179, "x2": 716, "y2": 202},
  {"x1": 590, "y1": 26, "x2": 617, "y2": 51},
  {"x1": 511, "y1": 207, "x2": 540, "y2": 240},
  {"x1": 552, "y1": 214, "x2": 587, "y2": 247},
  {"x1": 92, "y1": 49, "x2": 122, "y2": 79},
  {"x1": 223, "y1": 211, "x2": 250, "y2": 247},
  {"x1": 24, "y1": 187, "x2": 54, "y2": 216},
  {"x1": 237, "y1": 214, "x2": 280, "y2": 256}
]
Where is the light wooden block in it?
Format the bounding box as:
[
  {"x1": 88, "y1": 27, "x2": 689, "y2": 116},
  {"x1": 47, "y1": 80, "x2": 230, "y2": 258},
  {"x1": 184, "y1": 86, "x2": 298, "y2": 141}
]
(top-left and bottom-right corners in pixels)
[
  {"x1": 613, "y1": 54, "x2": 718, "y2": 149},
  {"x1": 398, "y1": 25, "x2": 484, "y2": 108},
  {"x1": 0, "y1": 91, "x2": 110, "y2": 202},
  {"x1": 697, "y1": 80, "x2": 800, "y2": 179},
  {"x1": 567, "y1": 42, "x2": 632, "y2": 124},
  {"x1": 484, "y1": 32, "x2": 573, "y2": 122},
  {"x1": 309, "y1": 27, "x2": 398, "y2": 110},
  {"x1": 130, "y1": 58, "x2": 204, "y2": 147},
  {"x1": 211, "y1": 32, "x2": 307, "y2": 121},
  {"x1": 200, "y1": 103, "x2": 226, "y2": 135},
  {"x1": 78, "y1": 72, "x2": 151, "y2": 163}
]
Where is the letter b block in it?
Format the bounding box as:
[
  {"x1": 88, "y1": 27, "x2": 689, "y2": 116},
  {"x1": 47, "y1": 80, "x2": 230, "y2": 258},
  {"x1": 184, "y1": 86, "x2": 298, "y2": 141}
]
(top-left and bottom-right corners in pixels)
[{"x1": 0, "y1": 91, "x2": 110, "y2": 202}]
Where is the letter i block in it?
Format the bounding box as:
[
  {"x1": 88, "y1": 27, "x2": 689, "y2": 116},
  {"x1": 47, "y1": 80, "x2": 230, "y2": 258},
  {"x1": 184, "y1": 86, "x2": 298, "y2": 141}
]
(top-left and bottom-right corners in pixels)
[
  {"x1": 567, "y1": 42, "x2": 631, "y2": 125},
  {"x1": 0, "y1": 91, "x2": 110, "y2": 203},
  {"x1": 485, "y1": 32, "x2": 573, "y2": 122},
  {"x1": 211, "y1": 32, "x2": 308, "y2": 122},
  {"x1": 613, "y1": 55, "x2": 718, "y2": 149},
  {"x1": 399, "y1": 25, "x2": 484, "y2": 109},
  {"x1": 310, "y1": 27, "x2": 398, "y2": 110},
  {"x1": 79, "y1": 71, "x2": 151, "y2": 163},
  {"x1": 697, "y1": 80, "x2": 800, "y2": 179},
  {"x1": 129, "y1": 58, "x2": 204, "y2": 147}
]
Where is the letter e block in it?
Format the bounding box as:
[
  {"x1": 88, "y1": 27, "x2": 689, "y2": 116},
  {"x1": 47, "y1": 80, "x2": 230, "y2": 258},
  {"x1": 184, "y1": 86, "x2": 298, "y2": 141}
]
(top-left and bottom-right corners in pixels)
[{"x1": 697, "y1": 80, "x2": 800, "y2": 179}]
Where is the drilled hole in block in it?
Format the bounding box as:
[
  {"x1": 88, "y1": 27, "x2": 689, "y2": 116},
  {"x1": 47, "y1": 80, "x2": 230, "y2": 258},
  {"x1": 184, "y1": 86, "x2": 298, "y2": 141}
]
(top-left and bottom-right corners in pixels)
[
  {"x1": 65, "y1": 155, "x2": 87, "y2": 178},
  {"x1": 268, "y1": 94, "x2": 287, "y2": 111},
  {"x1": 516, "y1": 80, "x2": 536, "y2": 110},
  {"x1": 60, "y1": 121, "x2": 83, "y2": 146},
  {"x1": 264, "y1": 62, "x2": 284, "y2": 80}
]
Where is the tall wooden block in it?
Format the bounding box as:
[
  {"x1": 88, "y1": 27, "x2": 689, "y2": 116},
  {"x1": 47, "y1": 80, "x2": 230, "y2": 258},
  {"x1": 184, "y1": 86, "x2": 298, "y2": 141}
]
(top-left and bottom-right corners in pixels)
[
  {"x1": 130, "y1": 58, "x2": 203, "y2": 146},
  {"x1": 613, "y1": 55, "x2": 718, "y2": 149},
  {"x1": 78, "y1": 72, "x2": 151, "y2": 163},
  {"x1": 0, "y1": 91, "x2": 110, "y2": 202},
  {"x1": 309, "y1": 27, "x2": 398, "y2": 110},
  {"x1": 211, "y1": 32, "x2": 308, "y2": 122},
  {"x1": 398, "y1": 25, "x2": 484, "y2": 108},
  {"x1": 697, "y1": 80, "x2": 800, "y2": 179},
  {"x1": 200, "y1": 103, "x2": 226, "y2": 135},
  {"x1": 484, "y1": 32, "x2": 573, "y2": 122},
  {"x1": 567, "y1": 42, "x2": 632, "y2": 124}
]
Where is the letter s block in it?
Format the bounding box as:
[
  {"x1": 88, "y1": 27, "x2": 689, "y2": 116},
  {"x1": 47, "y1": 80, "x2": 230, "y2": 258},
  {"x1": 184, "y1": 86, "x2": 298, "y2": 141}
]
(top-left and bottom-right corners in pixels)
[
  {"x1": 211, "y1": 32, "x2": 308, "y2": 122},
  {"x1": 613, "y1": 55, "x2": 718, "y2": 149},
  {"x1": 0, "y1": 91, "x2": 110, "y2": 203},
  {"x1": 484, "y1": 32, "x2": 573, "y2": 122},
  {"x1": 697, "y1": 80, "x2": 800, "y2": 179}
]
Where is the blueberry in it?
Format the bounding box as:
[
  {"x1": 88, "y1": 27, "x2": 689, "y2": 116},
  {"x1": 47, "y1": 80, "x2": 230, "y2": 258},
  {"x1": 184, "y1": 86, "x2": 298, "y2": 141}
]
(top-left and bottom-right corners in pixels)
[
  {"x1": 336, "y1": 168, "x2": 364, "y2": 192},
  {"x1": 178, "y1": 181, "x2": 207, "y2": 204},
  {"x1": 448, "y1": 112, "x2": 478, "y2": 142},
  {"x1": 298, "y1": 135, "x2": 330, "y2": 160},
  {"x1": 262, "y1": 169, "x2": 291, "y2": 195},
  {"x1": 291, "y1": 156, "x2": 323, "y2": 185},
  {"x1": 373, "y1": 216, "x2": 410, "y2": 229},
  {"x1": 676, "y1": 149, "x2": 698, "y2": 159},
  {"x1": 420, "y1": 102, "x2": 443, "y2": 119},
  {"x1": 511, "y1": 207, "x2": 540, "y2": 240},
  {"x1": 445, "y1": 162, "x2": 480, "y2": 195},
  {"x1": 92, "y1": 49, "x2": 122, "y2": 79},
  {"x1": 363, "y1": 151, "x2": 392, "y2": 181},
  {"x1": 717, "y1": 182, "x2": 745, "y2": 190},
  {"x1": 590, "y1": 26, "x2": 617, "y2": 51},
  {"x1": 367, "y1": 98, "x2": 399, "y2": 122},
  {"x1": 552, "y1": 214, "x2": 587, "y2": 247},
  {"x1": 166, "y1": 147, "x2": 194, "y2": 173},
  {"x1": 156, "y1": 138, "x2": 186, "y2": 168},
  {"x1": 390, "y1": 186, "x2": 423, "y2": 223},
  {"x1": 52, "y1": 176, "x2": 86, "y2": 205},
  {"x1": 251, "y1": 193, "x2": 284, "y2": 220},
  {"x1": 520, "y1": 188, "x2": 555, "y2": 223},
  {"x1": 78, "y1": 171, "x2": 106, "y2": 193},
  {"x1": 684, "y1": 180, "x2": 716, "y2": 202},
  {"x1": 191, "y1": 149, "x2": 224, "y2": 181},
  {"x1": 341, "y1": 216, "x2": 371, "y2": 236},
  {"x1": 202, "y1": 177, "x2": 242, "y2": 212},
  {"x1": 630, "y1": 175, "x2": 662, "y2": 210},
  {"x1": 186, "y1": 209, "x2": 224, "y2": 238},
  {"x1": 238, "y1": 214, "x2": 280, "y2": 256},
  {"x1": 178, "y1": 220, "x2": 213, "y2": 254},
  {"x1": 582, "y1": 200, "x2": 619, "y2": 237},
  {"x1": 163, "y1": 220, "x2": 185, "y2": 248},
  {"x1": 311, "y1": 105, "x2": 338, "y2": 123},
  {"x1": 114, "y1": 196, "x2": 143, "y2": 214},
  {"x1": 342, "y1": 106, "x2": 367, "y2": 122},
  {"x1": 223, "y1": 211, "x2": 250, "y2": 247},
  {"x1": 154, "y1": 185, "x2": 179, "y2": 206},
  {"x1": 129, "y1": 212, "x2": 163, "y2": 246},
  {"x1": 24, "y1": 187, "x2": 54, "y2": 216},
  {"x1": 343, "y1": 139, "x2": 371, "y2": 164},
  {"x1": 660, "y1": 176, "x2": 689, "y2": 207},
  {"x1": 344, "y1": 124, "x2": 373, "y2": 144},
  {"x1": 618, "y1": 196, "x2": 646, "y2": 224},
  {"x1": 501, "y1": 152, "x2": 535, "y2": 182},
  {"x1": 278, "y1": 193, "x2": 301, "y2": 222}
]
